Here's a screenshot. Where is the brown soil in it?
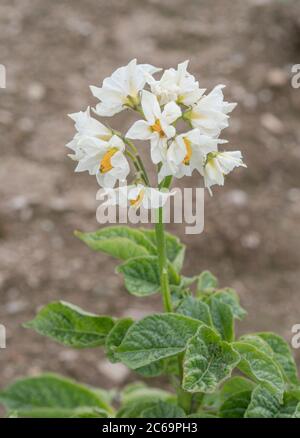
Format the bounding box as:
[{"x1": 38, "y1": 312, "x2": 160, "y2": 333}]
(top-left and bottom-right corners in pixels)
[{"x1": 0, "y1": 0, "x2": 300, "y2": 413}]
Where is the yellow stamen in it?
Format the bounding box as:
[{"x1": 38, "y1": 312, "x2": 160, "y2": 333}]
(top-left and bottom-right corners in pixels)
[
  {"x1": 100, "y1": 147, "x2": 118, "y2": 173},
  {"x1": 130, "y1": 189, "x2": 145, "y2": 207},
  {"x1": 151, "y1": 119, "x2": 164, "y2": 137},
  {"x1": 183, "y1": 138, "x2": 192, "y2": 165}
]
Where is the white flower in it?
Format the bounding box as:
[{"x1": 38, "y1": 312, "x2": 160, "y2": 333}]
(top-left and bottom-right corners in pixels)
[
  {"x1": 126, "y1": 90, "x2": 181, "y2": 164},
  {"x1": 66, "y1": 107, "x2": 112, "y2": 161},
  {"x1": 147, "y1": 60, "x2": 205, "y2": 106},
  {"x1": 100, "y1": 184, "x2": 173, "y2": 210},
  {"x1": 185, "y1": 85, "x2": 237, "y2": 137},
  {"x1": 90, "y1": 59, "x2": 161, "y2": 117},
  {"x1": 71, "y1": 134, "x2": 130, "y2": 188},
  {"x1": 201, "y1": 151, "x2": 246, "y2": 194},
  {"x1": 158, "y1": 129, "x2": 226, "y2": 182}
]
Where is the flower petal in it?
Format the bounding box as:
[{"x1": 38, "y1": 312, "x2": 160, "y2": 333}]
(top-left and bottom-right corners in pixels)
[
  {"x1": 141, "y1": 90, "x2": 161, "y2": 123},
  {"x1": 162, "y1": 101, "x2": 182, "y2": 124},
  {"x1": 126, "y1": 120, "x2": 152, "y2": 140}
]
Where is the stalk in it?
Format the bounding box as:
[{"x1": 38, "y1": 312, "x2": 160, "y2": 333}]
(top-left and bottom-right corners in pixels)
[{"x1": 155, "y1": 206, "x2": 173, "y2": 313}]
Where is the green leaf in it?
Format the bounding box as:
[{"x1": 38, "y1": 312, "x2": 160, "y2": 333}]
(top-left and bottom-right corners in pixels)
[
  {"x1": 220, "y1": 390, "x2": 252, "y2": 418},
  {"x1": 135, "y1": 360, "x2": 165, "y2": 378},
  {"x1": 244, "y1": 386, "x2": 280, "y2": 418},
  {"x1": 239, "y1": 335, "x2": 274, "y2": 356},
  {"x1": 116, "y1": 402, "x2": 152, "y2": 418},
  {"x1": 117, "y1": 384, "x2": 175, "y2": 418},
  {"x1": 244, "y1": 386, "x2": 300, "y2": 418},
  {"x1": 6, "y1": 407, "x2": 110, "y2": 418},
  {"x1": 117, "y1": 313, "x2": 201, "y2": 369},
  {"x1": 278, "y1": 392, "x2": 300, "y2": 418},
  {"x1": 117, "y1": 256, "x2": 178, "y2": 297},
  {"x1": 121, "y1": 383, "x2": 174, "y2": 405},
  {"x1": 105, "y1": 318, "x2": 134, "y2": 362},
  {"x1": 0, "y1": 373, "x2": 112, "y2": 416},
  {"x1": 280, "y1": 403, "x2": 300, "y2": 418},
  {"x1": 141, "y1": 229, "x2": 185, "y2": 271},
  {"x1": 197, "y1": 270, "x2": 218, "y2": 294},
  {"x1": 220, "y1": 376, "x2": 256, "y2": 402},
  {"x1": 70, "y1": 407, "x2": 110, "y2": 418},
  {"x1": 233, "y1": 341, "x2": 285, "y2": 398},
  {"x1": 75, "y1": 226, "x2": 156, "y2": 261},
  {"x1": 207, "y1": 296, "x2": 234, "y2": 342},
  {"x1": 201, "y1": 392, "x2": 222, "y2": 410},
  {"x1": 182, "y1": 325, "x2": 240, "y2": 393},
  {"x1": 141, "y1": 401, "x2": 185, "y2": 418},
  {"x1": 24, "y1": 301, "x2": 114, "y2": 348},
  {"x1": 257, "y1": 332, "x2": 298, "y2": 385},
  {"x1": 213, "y1": 289, "x2": 247, "y2": 320},
  {"x1": 188, "y1": 412, "x2": 219, "y2": 418},
  {"x1": 176, "y1": 296, "x2": 213, "y2": 326}
]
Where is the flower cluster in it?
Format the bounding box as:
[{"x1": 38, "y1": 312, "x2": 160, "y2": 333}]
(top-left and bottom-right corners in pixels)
[{"x1": 67, "y1": 59, "x2": 245, "y2": 206}]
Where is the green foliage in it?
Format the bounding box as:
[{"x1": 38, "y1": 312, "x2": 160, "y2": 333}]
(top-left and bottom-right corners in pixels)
[
  {"x1": 117, "y1": 255, "x2": 178, "y2": 296},
  {"x1": 1, "y1": 225, "x2": 299, "y2": 418},
  {"x1": 105, "y1": 318, "x2": 134, "y2": 362},
  {"x1": 220, "y1": 377, "x2": 255, "y2": 402},
  {"x1": 140, "y1": 228, "x2": 185, "y2": 272},
  {"x1": 176, "y1": 296, "x2": 213, "y2": 326},
  {"x1": 207, "y1": 296, "x2": 234, "y2": 342},
  {"x1": 233, "y1": 341, "x2": 285, "y2": 398},
  {"x1": 213, "y1": 289, "x2": 247, "y2": 320},
  {"x1": 244, "y1": 385, "x2": 281, "y2": 418},
  {"x1": 24, "y1": 301, "x2": 114, "y2": 348},
  {"x1": 220, "y1": 390, "x2": 252, "y2": 418},
  {"x1": 141, "y1": 401, "x2": 185, "y2": 418},
  {"x1": 0, "y1": 374, "x2": 112, "y2": 418},
  {"x1": 257, "y1": 332, "x2": 298, "y2": 384},
  {"x1": 117, "y1": 383, "x2": 176, "y2": 418},
  {"x1": 75, "y1": 226, "x2": 156, "y2": 260},
  {"x1": 76, "y1": 226, "x2": 185, "y2": 273},
  {"x1": 197, "y1": 270, "x2": 218, "y2": 294},
  {"x1": 116, "y1": 313, "x2": 201, "y2": 369},
  {"x1": 182, "y1": 325, "x2": 240, "y2": 393}
]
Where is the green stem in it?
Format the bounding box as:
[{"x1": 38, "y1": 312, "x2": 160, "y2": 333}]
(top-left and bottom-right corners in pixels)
[
  {"x1": 177, "y1": 387, "x2": 193, "y2": 414},
  {"x1": 124, "y1": 139, "x2": 150, "y2": 186},
  {"x1": 136, "y1": 155, "x2": 150, "y2": 186},
  {"x1": 124, "y1": 150, "x2": 148, "y2": 186},
  {"x1": 155, "y1": 206, "x2": 173, "y2": 313}
]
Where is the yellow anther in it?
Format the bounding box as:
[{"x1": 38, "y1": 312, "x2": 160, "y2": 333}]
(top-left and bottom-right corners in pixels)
[
  {"x1": 151, "y1": 119, "x2": 164, "y2": 137},
  {"x1": 100, "y1": 147, "x2": 118, "y2": 173},
  {"x1": 129, "y1": 190, "x2": 145, "y2": 207},
  {"x1": 183, "y1": 138, "x2": 192, "y2": 165}
]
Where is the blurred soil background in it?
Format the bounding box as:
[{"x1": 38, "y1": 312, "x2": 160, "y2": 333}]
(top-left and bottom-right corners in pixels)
[{"x1": 0, "y1": 0, "x2": 300, "y2": 410}]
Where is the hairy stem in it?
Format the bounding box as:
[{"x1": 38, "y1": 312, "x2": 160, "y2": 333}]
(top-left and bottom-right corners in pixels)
[{"x1": 155, "y1": 206, "x2": 173, "y2": 313}]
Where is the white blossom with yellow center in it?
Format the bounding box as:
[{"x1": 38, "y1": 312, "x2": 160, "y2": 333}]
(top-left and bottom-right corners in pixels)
[
  {"x1": 158, "y1": 129, "x2": 226, "y2": 183},
  {"x1": 70, "y1": 133, "x2": 129, "y2": 188},
  {"x1": 146, "y1": 60, "x2": 205, "y2": 106},
  {"x1": 66, "y1": 107, "x2": 113, "y2": 161},
  {"x1": 100, "y1": 184, "x2": 174, "y2": 210},
  {"x1": 126, "y1": 90, "x2": 182, "y2": 165},
  {"x1": 90, "y1": 59, "x2": 161, "y2": 117},
  {"x1": 185, "y1": 84, "x2": 237, "y2": 138},
  {"x1": 201, "y1": 151, "x2": 246, "y2": 194}
]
